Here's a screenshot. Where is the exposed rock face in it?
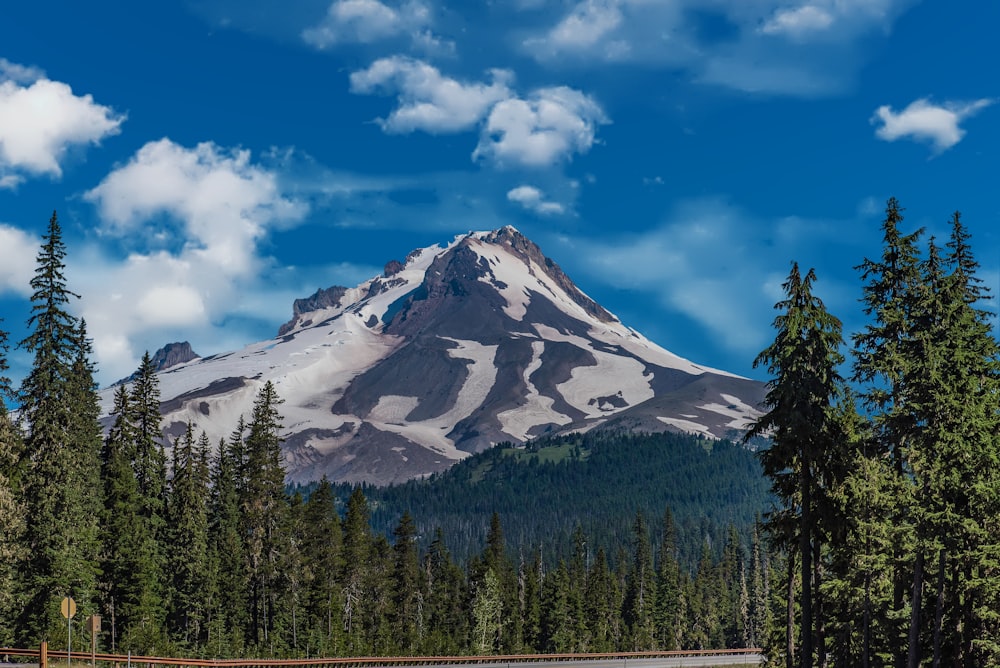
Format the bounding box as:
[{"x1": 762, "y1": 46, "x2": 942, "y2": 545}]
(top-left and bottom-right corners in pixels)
[
  {"x1": 150, "y1": 341, "x2": 199, "y2": 371},
  {"x1": 277, "y1": 286, "x2": 348, "y2": 336},
  {"x1": 101, "y1": 226, "x2": 765, "y2": 486}
]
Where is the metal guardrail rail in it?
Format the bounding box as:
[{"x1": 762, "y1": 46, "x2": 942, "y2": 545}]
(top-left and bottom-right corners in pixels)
[{"x1": 1, "y1": 647, "x2": 763, "y2": 668}]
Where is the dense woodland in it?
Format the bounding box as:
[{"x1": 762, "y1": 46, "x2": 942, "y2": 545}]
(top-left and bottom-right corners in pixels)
[
  {"x1": 0, "y1": 212, "x2": 771, "y2": 657},
  {"x1": 2, "y1": 199, "x2": 999, "y2": 667}
]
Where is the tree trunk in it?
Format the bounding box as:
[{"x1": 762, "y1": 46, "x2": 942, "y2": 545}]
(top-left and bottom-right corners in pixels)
[
  {"x1": 813, "y1": 539, "x2": 826, "y2": 668},
  {"x1": 787, "y1": 551, "x2": 796, "y2": 668},
  {"x1": 907, "y1": 549, "x2": 924, "y2": 668},
  {"x1": 801, "y1": 467, "x2": 813, "y2": 668},
  {"x1": 932, "y1": 549, "x2": 945, "y2": 668},
  {"x1": 863, "y1": 566, "x2": 871, "y2": 668}
]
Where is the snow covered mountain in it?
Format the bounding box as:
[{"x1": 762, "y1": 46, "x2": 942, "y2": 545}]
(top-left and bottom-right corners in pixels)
[{"x1": 108, "y1": 227, "x2": 765, "y2": 485}]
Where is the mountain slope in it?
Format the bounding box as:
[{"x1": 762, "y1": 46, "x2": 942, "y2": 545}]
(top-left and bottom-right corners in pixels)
[{"x1": 105, "y1": 226, "x2": 765, "y2": 485}]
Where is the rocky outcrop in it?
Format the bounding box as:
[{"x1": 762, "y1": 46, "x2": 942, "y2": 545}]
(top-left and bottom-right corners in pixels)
[
  {"x1": 277, "y1": 286, "x2": 348, "y2": 336},
  {"x1": 150, "y1": 341, "x2": 199, "y2": 372}
]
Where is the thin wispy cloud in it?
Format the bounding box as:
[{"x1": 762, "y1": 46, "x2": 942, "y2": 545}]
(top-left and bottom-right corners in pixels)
[
  {"x1": 872, "y1": 98, "x2": 994, "y2": 153},
  {"x1": 521, "y1": 0, "x2": 914, "y2": 96}
]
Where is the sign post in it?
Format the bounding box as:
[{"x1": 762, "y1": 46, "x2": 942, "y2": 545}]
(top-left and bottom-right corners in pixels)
[
  {"x1": 61, "y1": 597, "x2": 76, "y2": 667},
  {"x1": 85, "y1": 615, "x2": 101, "y2": 667}
]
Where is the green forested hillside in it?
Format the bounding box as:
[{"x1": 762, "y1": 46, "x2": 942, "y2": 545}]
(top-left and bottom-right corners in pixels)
[{"x1": 329, "y1": 431, "x2": 771, "y2": 569}]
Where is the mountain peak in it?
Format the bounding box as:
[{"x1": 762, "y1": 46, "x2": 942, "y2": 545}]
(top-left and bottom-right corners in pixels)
[{"x1": 107, "y1": 227, "x2": 764, "y2": 486}]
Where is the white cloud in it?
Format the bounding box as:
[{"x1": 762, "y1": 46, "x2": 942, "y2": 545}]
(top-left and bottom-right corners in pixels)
[
  {"x1": 548, "y1": 0, "x2": 623, "y2": 50},
  {"x1": 507, "y1": 185, "x2": 565, "y2": 215},
  {"x1": 0, "y1": 74, "x2": 124, "y2": 184},
  {"x1": 0, "y1": 58, "x2": 45, "y2": 84},
  {"x1": 521, "y1": 0, "x2": 915, "y2": 96},
  {"x1": 0, "y1": 224, "x2": 36, "y2": 296},
  {"x1": 350, "y1": 56, "x2": 513, "y2": 133},
  {"x1": 872, "y1": 98, "x2": 994, "y2": 153},
  {"x1": 474, "y1": 86, "x2": 608, "y2": 167},
  {"x1": 760, "y1": 5, "x2": 834, "y2": 38},
  {"x1": 302, "y1": 0, "x2": 451, "y2": 52},
  {"x1": 80, "y1": 139, "x2": 309, "y2": 380}
]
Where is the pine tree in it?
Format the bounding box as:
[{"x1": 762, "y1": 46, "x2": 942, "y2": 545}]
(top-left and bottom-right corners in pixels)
[
  {"x1": 298, "y1": 477, "x2": 342, "y2": 655},
  {"x1": 851, "y1": 198, "x2": 924, "y2": 666},
  {"x1": 654, "y1": 508, "x2": 681, "y2": 650},
  {"x1": 207, "y1": 423, "x2": 249, "y2": 654},
  {"x1": 242, "y1": 380, "x2": 289, "y2": 650},
  {"x1": 747, "y1": 262, "x2": 848, "y2": 668},
  {"x1": 100, "y1": 384, "x2": 157, "y2": 651},
  {"x1": 167, "y1": 426, "x2": 212, "y2": 646},
  {"x1": 422, "y1": 527, "x2": 467, "y2": 654},
  {"x1": 623, "y1": 511, "x2": 656, "y2": 649},
  {"x1": 390, "y1": 511, "x2": 423, "y2": 652},
  {"x1": 341, "y1": 487, "x2": 371, "y2": 651},
  {"x1": 15, "y1": 211, "x2": 101, "y2": 642},
  {"x1": 0, "y1": 320, "x2": 24, "y2": 645}
]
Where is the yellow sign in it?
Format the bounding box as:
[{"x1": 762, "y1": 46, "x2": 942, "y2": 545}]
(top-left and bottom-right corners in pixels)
[{"x1": 60, "y1": 596, "x2": 76, "y2": 619}]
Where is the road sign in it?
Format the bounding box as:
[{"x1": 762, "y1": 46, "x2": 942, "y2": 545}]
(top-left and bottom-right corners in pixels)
[
  {"x1": 61, "y1": 597, "x2": 77, "y2": 619},
  {"x1": 86, "y1": 614, "x2": 101, "y2": 634}
]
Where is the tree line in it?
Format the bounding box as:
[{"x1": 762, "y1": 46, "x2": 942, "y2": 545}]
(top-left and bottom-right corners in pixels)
[
  {"x1": 0, "y1": 212, "x2": 769, "y2": 656},
  {"x1": 751, "y1": 198, "x2": 1000, "y2": 667}
]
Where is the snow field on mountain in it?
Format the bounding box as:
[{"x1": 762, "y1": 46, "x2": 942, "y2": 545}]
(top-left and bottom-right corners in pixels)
[
  {"x1": 532, "y1": 323, "x2": 655, "y2": 418},
  {"x1": 496, "y1": 339, "x2": 573, "y2": 441},
  {"x1": 358, "y1": 337, "x2": 498, "y2": 459},
  {"x1": 657, "y1": 416, "x2": 715, "y2": 439}
]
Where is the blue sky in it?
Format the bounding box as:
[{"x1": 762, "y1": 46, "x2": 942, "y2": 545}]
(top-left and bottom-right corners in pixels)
[{"x1": 0, "y1": 0, "x2": 997, "y2": 388}]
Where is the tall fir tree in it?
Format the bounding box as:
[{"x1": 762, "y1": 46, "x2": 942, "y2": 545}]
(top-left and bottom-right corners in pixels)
[
  {"x1": 242, "y1": 380, "x2": 290, "y2": 650},
  {"x1": 207, "y1": 422, "x2": 249, "y2": 654},
  {"x1": 298, "y1": 477, "x2": 343, "y2": 656},
  {"x1": 851, "y1": 197, "x2": 924, "y2": 666},
  {"x1": 16, "y1": 211, "x2": 102, "y2": 642},
  {"x1": 167, "y1": 426, "x2": 212, "y2": 646},
  {"x1": 0, "y1": 319, "x2": 24, "y2": 645},
  {"x1": 747, "y1": 262, "x2": 849, "y2": 668},
  {"x1": 100, "y1": 384, "x2": 161, "y2": 651}
]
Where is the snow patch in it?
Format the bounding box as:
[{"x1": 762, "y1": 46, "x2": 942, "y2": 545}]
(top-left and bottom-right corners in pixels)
[
  {"x1": 658, "y1": 416, "x2": 714, "y2": 439},
  {"x1": 497, "y1": 340, "x2": 573, "y2": 441}
]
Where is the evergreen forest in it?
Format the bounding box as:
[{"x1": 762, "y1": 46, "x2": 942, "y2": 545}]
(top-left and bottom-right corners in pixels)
[{"x1": 2, "y1": 199, "x2": 1000, "y2": 668}]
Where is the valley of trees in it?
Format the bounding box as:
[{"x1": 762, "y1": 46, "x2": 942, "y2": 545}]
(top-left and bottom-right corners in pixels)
[
  {"x1": 2, "y1": 199, "x2": 998, "y2": 667},
  {"x1": 0, "y1": 212, "x2": 770, "y2": 656}
]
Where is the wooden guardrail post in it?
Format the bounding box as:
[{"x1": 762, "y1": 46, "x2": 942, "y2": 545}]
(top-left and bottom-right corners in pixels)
[{"x1": 40, "y1": 641, "x2": 48, "y2": 668}]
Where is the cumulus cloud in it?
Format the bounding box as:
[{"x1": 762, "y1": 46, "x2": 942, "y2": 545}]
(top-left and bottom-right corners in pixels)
[
  {"x1": 0, "y1": 224, "x2": 37, "y2": 296},
  {"x1": 507, "y1": 185, "x2": 565, "y2": 215},
  {"x1": 80, "y1": 139, "x2": 309, "y2": 379},
  {"x1": 872, "y1": 98, "x2": 993, "y2": 153},
  {"x1": 350, "y1": 56, "x2": 513, "y2": 133},
  {"x1": 474, "y1": 86, "x2": 608, "y2": 167},
  {"x1": 0, "y1": 69, "x2": 124, "y2": 185}
]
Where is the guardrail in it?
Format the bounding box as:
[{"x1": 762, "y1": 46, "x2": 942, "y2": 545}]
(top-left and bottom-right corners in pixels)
[{"x1": 1, "y1": 646, "x2": 763, "y2": 668}]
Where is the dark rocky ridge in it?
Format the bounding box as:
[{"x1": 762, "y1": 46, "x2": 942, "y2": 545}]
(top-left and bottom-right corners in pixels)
[
  {"x1": 278, "y1": 286, "x2": 348, "y2": 335},
  {"x1": 151, "y1": 341, "x2": 199, "y2": 371}
]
